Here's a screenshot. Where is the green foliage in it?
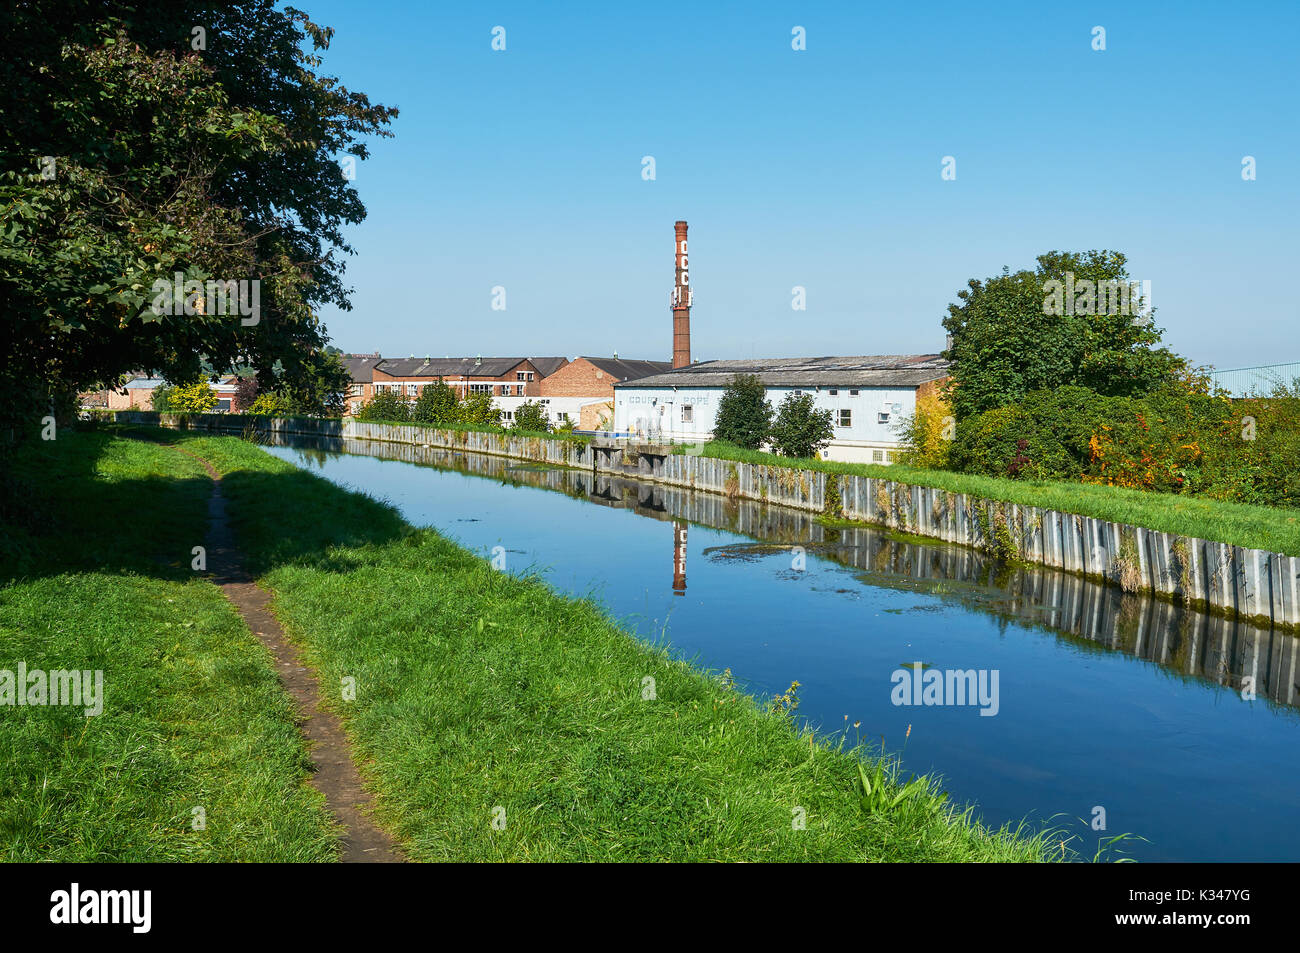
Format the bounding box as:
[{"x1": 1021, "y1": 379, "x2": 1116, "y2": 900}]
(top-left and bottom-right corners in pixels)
[
  {"x1": 946, "y1": 379, "x2": 1300, "y2": 509},
  {"x1": 511, "y1": 400, "x2": 550, "y2": 433},
  {"x1": 149, "y1": 383, "x2": 174, "y2": 413},
  {"x1": 411, "y1": 378, "x2": 459, "y2": 425},
  {"x1": 713, "y1": 374, "x2": 773, "y2": 449},
  {"x1": 941, "y1": 251, "x2": 1186, "y2": 421},
  {"x1": 458, "y1": 390, "x2": 501, "y2": 428},
  {"x1": 0, "y1": 2, "x2": 395, "y2": 440},
  {"x1": 169, "y1": 380, "x2": 218, "y2": 414},
  {"x1": 245, "y1": 390, "x2": 295, "y2": 417},
  {"x1": 896, "y1": 389, "x2": 954, "y2": 469},
  {"x1": 769, "y1": 392, "x2": 834, "y2": 458},
  {"x1": 356, "y1": 389, "x2": 411, "y2": 422}
]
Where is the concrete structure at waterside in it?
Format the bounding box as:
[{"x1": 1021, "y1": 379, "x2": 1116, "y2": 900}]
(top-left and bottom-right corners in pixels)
[{"x1": 114, "y1": 410, "x2": 1300, "y2": 631}]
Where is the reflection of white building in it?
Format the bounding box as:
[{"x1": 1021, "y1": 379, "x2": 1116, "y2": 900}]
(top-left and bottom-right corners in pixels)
[{"x1": 612, "y1": 355, "x2": 949, "y2": 463}]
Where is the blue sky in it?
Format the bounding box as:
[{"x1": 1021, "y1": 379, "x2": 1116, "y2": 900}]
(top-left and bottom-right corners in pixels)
[{"x1": 305, "y1": 0, "x2": 1297, "y2": 370}]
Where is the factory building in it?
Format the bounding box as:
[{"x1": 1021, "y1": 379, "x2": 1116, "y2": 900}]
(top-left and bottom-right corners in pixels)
[{"x1": 611, "y1": 220, "x2": 949, "y2": 462}]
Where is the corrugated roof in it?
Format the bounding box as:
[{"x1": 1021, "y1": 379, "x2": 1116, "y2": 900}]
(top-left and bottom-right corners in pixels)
[
  {"x1": 614, "y1": 355, "x2": 950, "y2": 389},
  {"x1": 582, "y1": 357, "x2": 672, "y2": 382},
  {"x1": 124, "y1": 377, "x2": 167, "y2": 389}
]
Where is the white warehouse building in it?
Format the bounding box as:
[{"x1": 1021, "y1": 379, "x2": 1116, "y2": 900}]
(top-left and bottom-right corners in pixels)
[{"x1": 612, "y1": 355, "x2": 949, "y2": 464}]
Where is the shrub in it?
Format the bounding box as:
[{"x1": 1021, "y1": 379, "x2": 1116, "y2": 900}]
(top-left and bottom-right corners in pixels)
[
  {"x1": 769, "y1": 392, "x2": 834, "y2": 458},
  {"x1": 357, "y1": 389, "x2": 412, "y2": 422},
  {"x1": 511, "y1": 401, "x2": 550, "y2": 433},
  {"x1": 458, "y1": 390, "x2": 501, "y2": 427},
  {"x1": 713, "y1": 374, "x2": 772, "y2": 449},
  {"x1": 245, "y1": 390, "x2": 295, "y2": 416},
  {"x1": 169, "y1": 380, "x2": 219, "y2": 414},
  {"x1": 411, "y1": 378, "x2": 459, "y2": 425},
  {"x1": 896, "y1": 389, "x2": 954, "y2": 469}
]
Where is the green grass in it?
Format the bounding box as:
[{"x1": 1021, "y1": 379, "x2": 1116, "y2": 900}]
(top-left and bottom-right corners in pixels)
[
  {"x1": 169, "y1": 430, "x2": 1061, "y2": 862},
  {"x1": 674, "y1": 440, "x2": 1300, "y2": 556},
  {"x1": 0, "y1": 430, "x2": 338, "y2": 861}
]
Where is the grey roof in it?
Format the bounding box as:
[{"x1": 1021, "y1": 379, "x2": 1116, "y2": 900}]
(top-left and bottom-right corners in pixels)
[
  {"x1": 613, "y1": 355, "x2": 950, "y2": 389},
  {"x1": 123, "y1": 377, "x2": 167, "y2": 389},
  {"x1": 582, "y1": 357, "x2": 673, "y2": 382},
  {"x1": 528, "y1": 356, "x2": 569, "y2": 378},
  {"x1": 341, "y1": 356, "x2": 382, "y2": 382},
  {"x1": 376, "y1": 356, "x2": 537, "y2": 378}
]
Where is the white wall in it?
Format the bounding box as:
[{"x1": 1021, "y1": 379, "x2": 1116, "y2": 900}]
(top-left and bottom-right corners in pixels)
[
  {"x1": 612, "y1": 384, "x2": 919, "y2": 463},
  {"x1": 496, "y1": 395, "x2": 606, "y2": 427}
]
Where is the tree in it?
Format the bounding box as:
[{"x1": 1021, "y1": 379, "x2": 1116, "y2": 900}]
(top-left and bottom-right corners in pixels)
[
  {"x1": 149, "y1": 383, "x2": 174, "y2": 413},
  {"x1": 233, "y1": 376, "x2": 260, "y2": 413},
  {"x1": 356, "y1": 390, "x2": 411, "y2": 422},
  {"x1": 0, "y1": 2, "x2": 396, "y2": 442},
  {"x1": 458, "y1": 391, "x2": 501, "y2": 428},
  {"x1": 896, "y1": 389, "x2": 954, "y2": 470},
  {"x1": 941, "y1": 251, "x2": 1185, "y2": 421},
  {"x1": 713, "y1": 374, "x2": 772, "y2": 449},
  {"x1": 769, "y1": 393, "x2": 834, "y2": 458},
  {"x1": 511, "y1": 401, "x2": 550, "y2": 433},
  {"x1": 412, "y1": 378, "x2": 459, "y2": 424},
  {"x1": 245, "y1": 390, "x2": 294, "y2": 416},
  {"x1": 169, "y1": 380, "x2": 218, "y2": 414}
]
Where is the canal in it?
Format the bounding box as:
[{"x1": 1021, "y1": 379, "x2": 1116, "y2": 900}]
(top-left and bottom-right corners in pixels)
[{"x1": 263, "y1": 433, "x2": 1300, "y2": 862}]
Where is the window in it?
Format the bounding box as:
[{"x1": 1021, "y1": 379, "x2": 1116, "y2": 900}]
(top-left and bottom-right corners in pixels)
[
  {"x1": 469, "y1": 384, "x2": 491, "y2": 394},
  {"x1": 791, "y1": 389, "x2": 802, "y2": 396},
  {"x1": 350, "y1": 384, "x2": 363, "y2": 396},
  {"x1": 406, "y1": 384, "x2": 417, "y2": 395},
  {"x1": 682, "y1": 404, "x2": 694, "y2": 423},
  {"x1": 849, "y1": 389, "x2": 859, "y2": 396},
  {"x1": 516, "y1": 372, "x2": 526, "y2": 381},
  {"x1": 829, "y1": 389, "x2": 838, "y2": 396},
  {"x1": 501, "y1": 411, "x2": 513, "y2": 422},
  {"x1": 877, "y1": 411, "x2": 890, "y2": 424},
  {"x1": 872, "y1": 450, "x2": 884, "y2": 462},
  {"x1": 838, "y1": 409, "x2": 851, "y2": 427}
]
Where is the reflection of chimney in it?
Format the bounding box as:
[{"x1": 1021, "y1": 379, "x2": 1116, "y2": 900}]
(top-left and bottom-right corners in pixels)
[
  {"x1": 671, "y1": 221, "x2": 691, "y2": 369},
  {"x1": 672, "y1": 520, "x2": 688, "y2": 595}
]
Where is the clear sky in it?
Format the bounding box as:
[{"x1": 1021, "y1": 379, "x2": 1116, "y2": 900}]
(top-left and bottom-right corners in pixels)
[{"x1": 303, "y1": 0, "x2": 1297, "y2": 370}]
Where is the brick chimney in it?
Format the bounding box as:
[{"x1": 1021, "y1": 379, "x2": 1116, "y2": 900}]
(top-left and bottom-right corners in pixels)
[{"x1": 671, "y1": 220, "x2": 691, "y2": 369}]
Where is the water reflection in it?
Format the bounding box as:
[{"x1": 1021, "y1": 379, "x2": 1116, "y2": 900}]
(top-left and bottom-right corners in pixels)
[{"x1": 260, "y1": 431, "x2": 1300, "y2": 716}]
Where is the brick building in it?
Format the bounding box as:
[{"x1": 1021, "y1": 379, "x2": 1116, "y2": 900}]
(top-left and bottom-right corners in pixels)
[
  {"x1": 364, "y1": 356, "x2": 567, "y2": 414},
  {"x1": 534, "y1": 356, "x2": 671, "y2": 430}
]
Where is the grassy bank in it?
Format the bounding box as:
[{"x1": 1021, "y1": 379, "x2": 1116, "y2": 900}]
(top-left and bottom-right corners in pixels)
[
  {"x1": 172, "y1": 429, "x2": 1057, "y2": 861},
  {"x1": 675, "y1": 440, "x2": 1300, "y2": 556},
  {"x1": 0, "y1": 431, "x2": 337, "y2": 861}
]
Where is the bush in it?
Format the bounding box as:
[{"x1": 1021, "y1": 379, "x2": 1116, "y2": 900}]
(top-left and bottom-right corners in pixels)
[
  {"x1": 769, "y1": 392, "x2": 834, "y2": 458},
  {"x1": 713, "y1": 374, "x2": 772, "y2": 449},
  {"x1": 896, "y1": 389, "x2": 954, "y2": 469},
  {"x1": 149, "y1": 383, "x2": 174, "y2": 413},
  {"x1": 411, "y1": 379, "x2": 459, "y2": 425},
  {"x1": 511, "y1": 401, "x2": 550, "y2": 433},
  {"x1": 357, "y1": 389, "x2": 412, "y2": 422},
  {"x1": 169, "y1": 380, "x2": 219, "y2": 414},
  {"x1": 245, "y1": 390, "x2": 295, "y2": 416}
]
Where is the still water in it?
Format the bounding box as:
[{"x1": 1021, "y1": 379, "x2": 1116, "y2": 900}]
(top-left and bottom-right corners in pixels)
[{"x1": 263, "y1": 435, "x2": 1300, "y2": 862}]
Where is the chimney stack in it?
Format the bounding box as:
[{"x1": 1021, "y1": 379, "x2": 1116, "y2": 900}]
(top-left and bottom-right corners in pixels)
[{"x1": 671, "y1": 220, "x2": 691, "y2": 369}]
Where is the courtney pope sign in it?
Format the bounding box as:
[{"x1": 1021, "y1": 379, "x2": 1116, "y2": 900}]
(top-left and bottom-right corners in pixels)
[
  {"x1": 0, "y1": 663, "x2": 103, "y2": 716},
  {"x1": 891, "y1": 664, "x2": 1000, "y2": 717}
]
